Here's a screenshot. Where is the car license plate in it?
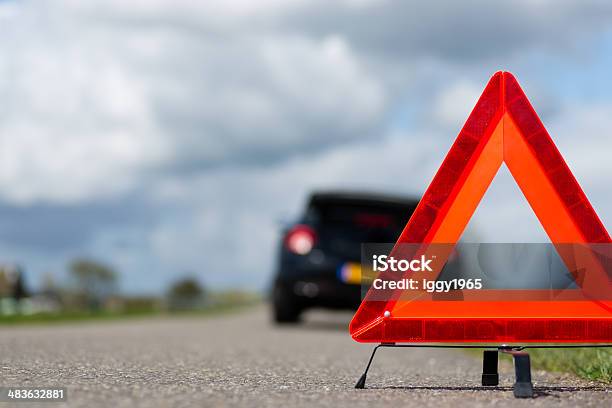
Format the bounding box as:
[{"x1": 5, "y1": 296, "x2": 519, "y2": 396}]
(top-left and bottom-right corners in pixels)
[{"x1": 337, "y1": 262, "x2": 361, "y2": 285}]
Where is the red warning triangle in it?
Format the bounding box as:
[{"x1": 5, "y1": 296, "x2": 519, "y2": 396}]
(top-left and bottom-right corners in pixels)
[{"x1": 350, "y1": 71, "x2": 611, "y2": 343}]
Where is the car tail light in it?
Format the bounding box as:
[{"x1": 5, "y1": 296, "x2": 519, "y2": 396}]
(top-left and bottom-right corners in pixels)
[{"x1": 285, "y1": 225, "x2": 316, "y2": 255}]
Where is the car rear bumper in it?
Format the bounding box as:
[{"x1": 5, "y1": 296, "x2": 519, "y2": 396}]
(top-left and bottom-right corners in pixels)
[{"x1": 274, "y1": 276, "x2": 362, "y2": 310}]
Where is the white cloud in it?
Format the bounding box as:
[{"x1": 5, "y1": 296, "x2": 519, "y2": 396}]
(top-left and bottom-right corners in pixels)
[
  {"x1": 0, "y1": 1, "x2": 388, "y2": 204},
  {"x1": 432, "y1": 80, "x2": 482, "y2": 128},
  {"x1": 547, "y1": 103, "x2": 612, "y2": 229},
  {"x1": 2, "y1": 0, "x2": 610, "y2": 205}
]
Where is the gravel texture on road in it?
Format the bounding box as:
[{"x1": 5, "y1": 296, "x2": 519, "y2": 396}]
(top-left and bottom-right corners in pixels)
[{"x1": 0, "y1": 307, "x2": 609, "y2": 407}]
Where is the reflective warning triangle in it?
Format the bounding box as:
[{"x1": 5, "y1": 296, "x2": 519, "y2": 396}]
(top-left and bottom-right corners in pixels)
[{"x1": 350, "y1": 71, "x2": 611, "y2": 343}]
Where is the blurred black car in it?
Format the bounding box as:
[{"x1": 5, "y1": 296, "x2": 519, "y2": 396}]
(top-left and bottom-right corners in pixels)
[{"x1": 271, "y1": 191, "x2": 419, "y2": 323}]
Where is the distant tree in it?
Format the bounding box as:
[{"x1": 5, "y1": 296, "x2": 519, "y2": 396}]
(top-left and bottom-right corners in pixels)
[
  {"x1": 167, "y1": 277, "x2": 205, "y2": 311},
  {"x1": 11, "y1": 267, "x2": 27, "y2": 301},
  {"x1": 0, "y1": 265, "x2": 28, "y2": 300},
  {"x1": 69, "y1": 259, "x2": 118, "y2": 311}
]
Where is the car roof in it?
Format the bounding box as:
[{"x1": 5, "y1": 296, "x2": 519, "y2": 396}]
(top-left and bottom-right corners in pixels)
[{"x1": 307, "y1": 190, "x2": 420, "y2": 207}]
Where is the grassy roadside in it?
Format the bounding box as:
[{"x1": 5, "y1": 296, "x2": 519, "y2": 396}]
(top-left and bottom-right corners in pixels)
[
  {"x1": 468, "y1": 347, "x2": 611, "y2": 383},
  {"x1": 513, "y1": 348, "x2": 611, "y2": 383},
  {"x1": 0, "y1": 301, "x2": 259, "y2": 326}
]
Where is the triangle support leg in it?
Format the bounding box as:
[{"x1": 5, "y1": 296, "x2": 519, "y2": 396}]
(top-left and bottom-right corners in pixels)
[
  {"x1": 355, "y1": 344, "x2": 385, "y2": 389},
  {"x1": 481, "y1": 350, "x2": 499, "y2": 386},
  {"x1": 501, "y1": 348, "x2": 534, "y2": 398}
]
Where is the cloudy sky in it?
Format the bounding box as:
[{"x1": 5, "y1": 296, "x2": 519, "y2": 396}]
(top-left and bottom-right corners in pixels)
[{"x1": 0, "y1": 0, "x2": 611, "y2": 293}]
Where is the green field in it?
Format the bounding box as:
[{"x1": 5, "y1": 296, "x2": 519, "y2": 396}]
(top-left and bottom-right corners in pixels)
[
  {"x1": 470, "y1": 347, "x2": 611, "y2": 383},
  {"x1": 0, "y1": 302, "x2": 256, "y2": 326},
  {"x1": 517, "y1": 348, "x2": 611, "y2": 383}
]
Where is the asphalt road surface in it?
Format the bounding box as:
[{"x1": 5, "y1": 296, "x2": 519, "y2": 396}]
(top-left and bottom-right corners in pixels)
[{"x1": 0, "y1": 306, "x2": 609, "y2": 407}]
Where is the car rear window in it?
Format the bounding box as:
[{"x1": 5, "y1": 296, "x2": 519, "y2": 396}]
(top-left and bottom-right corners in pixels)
[{"x1": 307, "y1": 200, "x2": 416, "y2": 241}]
